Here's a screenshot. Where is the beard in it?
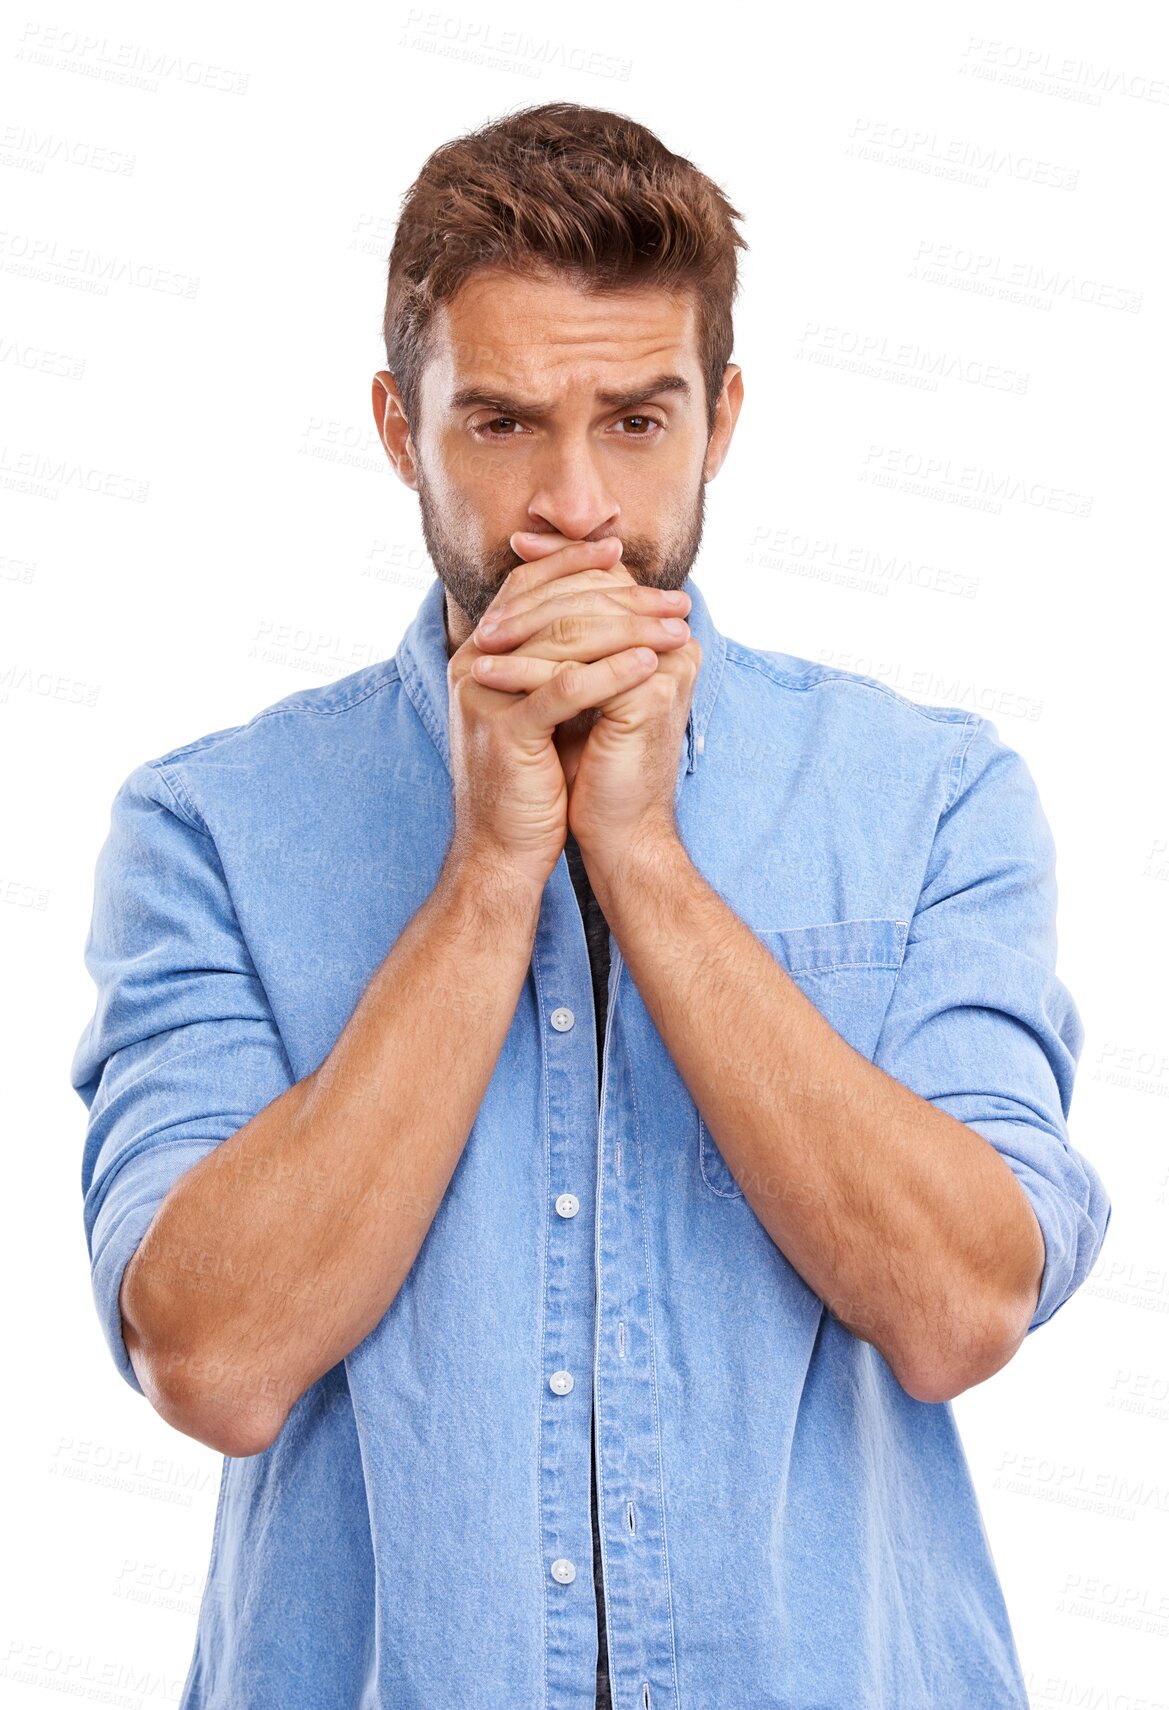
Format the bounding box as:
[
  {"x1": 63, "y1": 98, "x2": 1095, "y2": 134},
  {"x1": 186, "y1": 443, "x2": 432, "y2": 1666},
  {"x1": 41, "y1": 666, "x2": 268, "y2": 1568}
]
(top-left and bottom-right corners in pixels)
[{"x1": 415, "y1": 456, "x2": 708, "y2": 640}]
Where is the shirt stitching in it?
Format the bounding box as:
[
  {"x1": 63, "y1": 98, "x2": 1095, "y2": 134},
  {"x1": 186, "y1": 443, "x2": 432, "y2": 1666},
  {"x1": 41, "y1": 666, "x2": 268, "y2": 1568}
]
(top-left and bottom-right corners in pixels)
[
  {"x1": 725, "y1": 642, "x2": 977, "y2": 727},
  {"x1": 627, "y1": 1044, "x2": 683, "y2": 1709},
  {"x1": 530, "y1": 927, "x2": 552, "y2": 1710},
  {"x1": 943, "y1": 711, "x2": 986, "y2": 812},
  {"x1": 146, "y1": 665, "x2": 405, "y2": 771},
  {"x1": 133, "y1": 771, "x2": 294, "y2": 1077},
  {"x1": 150, "y1": 762, "x2": 211, "y2": 836}
]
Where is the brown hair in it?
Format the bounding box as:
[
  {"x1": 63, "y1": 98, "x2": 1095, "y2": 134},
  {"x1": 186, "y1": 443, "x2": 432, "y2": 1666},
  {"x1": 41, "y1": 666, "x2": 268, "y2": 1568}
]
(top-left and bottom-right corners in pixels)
[{"x1": 382, "y1": 102, "x2": 748, "y2": 441}]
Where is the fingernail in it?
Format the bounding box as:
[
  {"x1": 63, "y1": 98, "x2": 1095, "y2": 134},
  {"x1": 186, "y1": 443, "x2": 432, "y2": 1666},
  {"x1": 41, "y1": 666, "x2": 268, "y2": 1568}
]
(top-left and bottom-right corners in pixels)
[{"x1": 477, "y1": 616, "x2": 499, "y2": 633}]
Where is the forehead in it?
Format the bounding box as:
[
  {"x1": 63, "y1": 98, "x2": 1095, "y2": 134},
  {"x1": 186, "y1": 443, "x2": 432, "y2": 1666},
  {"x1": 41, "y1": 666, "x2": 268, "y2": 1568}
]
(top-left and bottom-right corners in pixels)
[{"x1": 424, "y1": 267, "x2": 699, "y2": 400}]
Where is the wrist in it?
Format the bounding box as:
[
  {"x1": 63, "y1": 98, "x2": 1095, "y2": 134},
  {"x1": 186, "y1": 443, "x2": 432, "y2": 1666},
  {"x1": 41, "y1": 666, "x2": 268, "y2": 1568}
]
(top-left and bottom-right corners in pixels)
[
  {"x1": 439, "y1": 841, "x2": 548, "y2": 925},
  {"x1": 577, "y1": 823, "x2": 689, "y2": 915}
]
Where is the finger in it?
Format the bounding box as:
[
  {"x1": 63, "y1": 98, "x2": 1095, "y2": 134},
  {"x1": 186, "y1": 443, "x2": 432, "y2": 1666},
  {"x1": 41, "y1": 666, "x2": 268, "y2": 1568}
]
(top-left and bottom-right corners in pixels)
[
  {"x1": 456, "y1": 536, "x2": 639, "y2": 666},
  {"x1": 469, "y1": 652, "x2": 572, "y2": 691},
  {"x1": 509, "y1": 530, "x2": 573, "y2": 560},
  {"x1": 453, "y1": 541, "x2": 630, "y2": 668},
  {"x1": 472, "y1": 649, "x2": 662, "y2": 694},
  {"x1": 495, "y1": 534, "x2": 626, "y2": 606},
  {"x1": 472, "y1": 634, "x2": 697, "y2": 693},
  {"x1": 490, "y1": 580, "x2": 690, "y2": 629},
  {"x1": 495, "y1": 647, "x2": 662, "y2": 741},
  {"x1": 510, "y1": 530, "x2": 618, "y2": 561},
  {"x1": 475, "y1": 604, "x2": 691, "y2": 660}
]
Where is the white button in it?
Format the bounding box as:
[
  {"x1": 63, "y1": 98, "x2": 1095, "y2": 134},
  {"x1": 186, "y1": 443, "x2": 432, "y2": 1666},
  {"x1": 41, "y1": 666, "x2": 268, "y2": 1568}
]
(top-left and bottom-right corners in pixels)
[
  {"x1": 555, "y1": 1193, "x2": 579, "y2": 1218},
  {"x1": 551, "y1": 1558, "x2": 577, "y2": 1584},
  {"x1": 549, "y1": 1370, "x2": 574, "y2": 1395},
  {"x1": 550, "y1": 1007, "x2": 575, "y2": 1032}
]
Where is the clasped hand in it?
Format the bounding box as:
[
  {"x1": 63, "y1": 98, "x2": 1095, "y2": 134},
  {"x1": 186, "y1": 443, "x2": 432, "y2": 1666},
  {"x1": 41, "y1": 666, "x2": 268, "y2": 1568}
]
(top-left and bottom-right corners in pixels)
[{"x1": 468, "y1": 529, "x2": 700, "y2": 883}]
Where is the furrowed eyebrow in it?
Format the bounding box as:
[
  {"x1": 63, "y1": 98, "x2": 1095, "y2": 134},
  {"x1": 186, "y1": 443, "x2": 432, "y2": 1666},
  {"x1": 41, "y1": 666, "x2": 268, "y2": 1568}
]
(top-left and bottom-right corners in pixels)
[{"x1": 449, "y1": 373, "x2": 692, "y2": 418}]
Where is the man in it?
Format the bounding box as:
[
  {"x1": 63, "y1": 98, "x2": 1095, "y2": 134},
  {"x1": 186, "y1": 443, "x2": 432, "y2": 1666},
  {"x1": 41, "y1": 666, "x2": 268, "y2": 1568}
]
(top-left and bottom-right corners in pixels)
[{"x1": 73, "y1": 102, "x2": 1110, "y2": 1709}]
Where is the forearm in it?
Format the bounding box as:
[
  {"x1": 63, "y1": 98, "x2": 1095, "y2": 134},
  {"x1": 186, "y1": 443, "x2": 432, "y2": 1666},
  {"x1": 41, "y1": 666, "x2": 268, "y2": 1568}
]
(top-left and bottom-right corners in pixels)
[
  {"x1": 589, "y1": 835, "x2": 1044, "y2": 1403},
  {"x1": 121, "y1": 850, "x2": 542, "y2": 1454}
]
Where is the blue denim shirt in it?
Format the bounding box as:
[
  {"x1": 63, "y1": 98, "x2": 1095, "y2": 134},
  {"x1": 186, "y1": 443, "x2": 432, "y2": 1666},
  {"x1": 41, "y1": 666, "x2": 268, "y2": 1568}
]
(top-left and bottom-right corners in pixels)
[{"x1": 72, "y1": 571, "x2": 1111, "y2": 1710}]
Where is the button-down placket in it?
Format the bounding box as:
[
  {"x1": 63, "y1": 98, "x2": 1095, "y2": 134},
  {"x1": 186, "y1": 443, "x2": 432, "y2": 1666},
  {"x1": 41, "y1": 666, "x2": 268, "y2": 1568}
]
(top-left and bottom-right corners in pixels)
[
  {"x1": 387, "y1": 573, "x2": 724, "y2": 1704},
  {"x1": 531, "y1": 852, "x2": 609, "y2": 1692}
]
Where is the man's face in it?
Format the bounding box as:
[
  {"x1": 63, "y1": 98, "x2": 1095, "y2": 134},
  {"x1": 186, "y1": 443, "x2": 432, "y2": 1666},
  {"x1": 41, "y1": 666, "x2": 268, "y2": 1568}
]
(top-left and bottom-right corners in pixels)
[{"x1": 374, "y1": 267, "x2": 741, "y2": 648}]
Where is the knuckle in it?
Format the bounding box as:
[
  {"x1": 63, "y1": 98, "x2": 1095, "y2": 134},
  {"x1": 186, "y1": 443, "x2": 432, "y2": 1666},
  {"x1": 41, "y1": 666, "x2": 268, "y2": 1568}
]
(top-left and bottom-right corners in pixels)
[
  {"x1": 551, "y1": 612, "x2": 587, "y2": 647},
  {"x1": 555, "y1": 658, "x2": 586, "y2": 694},
  {"x1": 587, "y1": 562, "x2": 634, "y2": 588}
]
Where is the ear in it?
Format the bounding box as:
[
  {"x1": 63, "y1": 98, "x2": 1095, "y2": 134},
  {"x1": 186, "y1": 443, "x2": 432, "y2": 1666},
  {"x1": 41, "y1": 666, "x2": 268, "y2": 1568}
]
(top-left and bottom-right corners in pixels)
[
  {"x1": 703, "y1": 364, "x2": 744, "y2": 483},
  {"x1": 372, "y1": 371, "x2": 419, "y2": 491}
]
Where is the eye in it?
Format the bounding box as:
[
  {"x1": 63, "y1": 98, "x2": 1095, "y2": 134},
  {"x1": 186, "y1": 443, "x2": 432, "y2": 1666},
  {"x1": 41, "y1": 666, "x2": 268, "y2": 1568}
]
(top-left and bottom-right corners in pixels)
[
  {"x1": 470, "y1": 413, "x2": 666, "y2": 441},
  {"x1": 472, "y1": 417, "x2": 524, "y2": 438},
  {"x1": 616, "y1": 415, "x2": 665, "y2": 437}
]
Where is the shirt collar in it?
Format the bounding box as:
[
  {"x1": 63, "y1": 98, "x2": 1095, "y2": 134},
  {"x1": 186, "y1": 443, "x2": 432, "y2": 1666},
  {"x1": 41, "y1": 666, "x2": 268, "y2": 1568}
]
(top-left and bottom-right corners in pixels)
[{"x1": 395, "y1": 569, "x2": 727, "y2": 782}]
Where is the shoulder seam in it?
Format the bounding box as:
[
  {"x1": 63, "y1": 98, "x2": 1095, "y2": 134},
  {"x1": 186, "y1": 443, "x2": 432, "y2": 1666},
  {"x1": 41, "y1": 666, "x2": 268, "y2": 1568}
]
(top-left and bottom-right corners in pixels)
[
  {"x1": 142, "y1": 760, "x2": 212, "y2": 838},
  {"x1": 242, "y1": 662, "x2": 402, "y2": 725},
  {"x1": 723, "y1": 643, "x2": 972, "y2": 726},
  {"x1": 135, "y1": 768, "x2": 289, "y2": 1057},
  {"x1": 150, "y1": 663, "x2": 404, "y2": 769},
  {"x1": 943, "y1": 712, "x2": 985, "y2": 812}
]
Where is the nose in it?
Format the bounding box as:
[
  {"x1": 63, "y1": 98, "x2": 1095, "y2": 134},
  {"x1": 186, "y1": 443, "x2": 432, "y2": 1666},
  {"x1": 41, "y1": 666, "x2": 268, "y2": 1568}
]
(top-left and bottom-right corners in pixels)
[{"x1": 525, "y1": 441, "x2": 619, "y2": 543}]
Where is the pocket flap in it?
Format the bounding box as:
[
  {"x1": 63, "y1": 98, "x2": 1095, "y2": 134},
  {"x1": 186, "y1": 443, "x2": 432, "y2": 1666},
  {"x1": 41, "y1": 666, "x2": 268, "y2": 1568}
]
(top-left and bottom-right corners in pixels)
[{"x1": 757, "y1": 916, "x2": 910, "y2": 976}]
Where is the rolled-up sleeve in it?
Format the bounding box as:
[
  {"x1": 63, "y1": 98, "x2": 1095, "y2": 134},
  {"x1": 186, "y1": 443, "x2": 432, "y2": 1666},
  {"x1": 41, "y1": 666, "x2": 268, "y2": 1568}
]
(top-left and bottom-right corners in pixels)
[
  {"x1": 872, "y1": 715, "x2": 1111, "y2": 1335},
  {"x1": 71, "y1": 761, "x2": 294, "y2": 1395}
]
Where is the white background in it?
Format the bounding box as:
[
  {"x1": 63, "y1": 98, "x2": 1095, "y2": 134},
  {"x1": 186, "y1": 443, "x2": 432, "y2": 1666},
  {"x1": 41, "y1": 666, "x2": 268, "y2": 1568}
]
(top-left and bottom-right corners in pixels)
[{"x1": 3, "y1": 0, "x2": 1166, "y2": 1704}]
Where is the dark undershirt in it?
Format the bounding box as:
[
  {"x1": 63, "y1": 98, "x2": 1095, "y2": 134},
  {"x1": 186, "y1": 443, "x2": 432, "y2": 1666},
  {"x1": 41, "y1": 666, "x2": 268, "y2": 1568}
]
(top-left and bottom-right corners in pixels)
[{"x1": 563, "y1": 829, "x2": 613, "y2": 1710}]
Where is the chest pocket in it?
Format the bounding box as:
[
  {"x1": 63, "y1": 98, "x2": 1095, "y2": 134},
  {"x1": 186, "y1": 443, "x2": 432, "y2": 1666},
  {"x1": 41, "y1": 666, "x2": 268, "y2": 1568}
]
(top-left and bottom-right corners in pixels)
[{"x1": 699, "y1": 915, "x2": 910, "y2": 1199}]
